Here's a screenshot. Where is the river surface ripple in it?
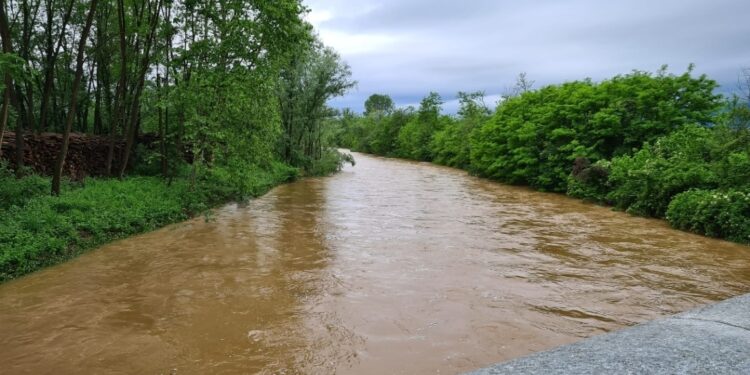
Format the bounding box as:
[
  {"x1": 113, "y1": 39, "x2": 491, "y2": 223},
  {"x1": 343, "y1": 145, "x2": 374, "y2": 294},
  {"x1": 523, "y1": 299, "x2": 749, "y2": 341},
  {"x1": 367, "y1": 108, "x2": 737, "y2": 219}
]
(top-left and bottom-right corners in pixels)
[{"x1": 2, "y1": 152, "x2": 750, "y2": 374}]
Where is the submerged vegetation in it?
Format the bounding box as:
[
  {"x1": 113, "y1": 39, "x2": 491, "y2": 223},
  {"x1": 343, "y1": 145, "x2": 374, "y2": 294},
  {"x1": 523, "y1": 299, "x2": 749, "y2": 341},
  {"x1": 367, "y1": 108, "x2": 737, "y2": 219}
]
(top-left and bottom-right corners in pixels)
[
  {"x1": 336, "y1": 67, "x2": 750, "y2": 245},
  {"x1": 0, "y1": 0, "x2": 354, "y2": 280}
]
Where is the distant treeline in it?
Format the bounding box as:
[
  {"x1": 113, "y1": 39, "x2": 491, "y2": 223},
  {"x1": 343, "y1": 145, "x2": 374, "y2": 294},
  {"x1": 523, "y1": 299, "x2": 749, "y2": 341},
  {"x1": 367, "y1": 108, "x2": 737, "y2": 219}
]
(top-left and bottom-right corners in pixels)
[{"x1": 334, "y1": 67, "x2": 750, "y2": 244}]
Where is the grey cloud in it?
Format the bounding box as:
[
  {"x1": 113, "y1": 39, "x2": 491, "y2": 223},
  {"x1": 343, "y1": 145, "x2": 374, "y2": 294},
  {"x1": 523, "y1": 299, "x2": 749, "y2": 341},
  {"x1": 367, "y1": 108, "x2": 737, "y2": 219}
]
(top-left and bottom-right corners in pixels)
[
  {"x1": 306, "y1": 0, "x2": 750, "y2": 113},
  {"x1": 321, "y1": 1, "x2": 508, "y2": 31}
]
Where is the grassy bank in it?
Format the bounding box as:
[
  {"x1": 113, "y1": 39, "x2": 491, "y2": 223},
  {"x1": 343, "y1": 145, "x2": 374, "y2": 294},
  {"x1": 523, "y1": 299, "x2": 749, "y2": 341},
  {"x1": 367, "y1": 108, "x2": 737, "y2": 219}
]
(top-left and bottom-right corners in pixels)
[{"x1": 0, "y1": 162, "x2": 300, "y2": 282}]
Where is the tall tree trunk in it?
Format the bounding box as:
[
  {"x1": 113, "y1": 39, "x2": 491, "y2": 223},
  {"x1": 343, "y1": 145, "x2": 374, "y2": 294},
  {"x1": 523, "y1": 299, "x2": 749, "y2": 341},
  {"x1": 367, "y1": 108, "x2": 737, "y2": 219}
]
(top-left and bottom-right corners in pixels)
[
  {"x1": 157, "y1": 71, "x2": 167, "y2": 178},
  {"x1": 14, "y1": 90, "x2": 25, "y2": 178},
  {"x1": 161, "y1": 2, "x2": 172, "y2": 180},
  {"x1": 79, "y1": 61, "x2": 95, "y2": 133},
  {"x1": 119, "y1": 0, "x2": 161, "y2": 178},
  {"x1": 20, "y1": 0, "x2": 38, "y2": 135},
  {"x1": 93, "y1": 73, "x2": 102, "y2": 134},
  {"x1": 93, "y1": 2, "x2": 110, "y2": 137},
  {"x1": 106, "y1": 0, "x2": 127, "y2": 176},
  {"x1": 0, "y1": 0, "x2": 24, "y2": 177},
  {"x1": 51, "y1": 0, "x2": 99, "y2": 195},
  {"x1": 100, "y1": 48, "x2": 112, "y2": 137},
  {"x1": 38, "y1": 0, "x2": 74, "y2": 132},
  {"x1": 0, "y1": 88, "x2": 8, "y2": 158}
]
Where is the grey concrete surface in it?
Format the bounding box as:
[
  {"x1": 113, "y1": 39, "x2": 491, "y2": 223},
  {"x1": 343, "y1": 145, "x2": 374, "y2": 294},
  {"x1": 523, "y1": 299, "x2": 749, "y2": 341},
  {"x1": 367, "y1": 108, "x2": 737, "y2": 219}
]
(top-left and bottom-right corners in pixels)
[{"x1": 467, "y1": 294, "x2": 750, "y2": 375}]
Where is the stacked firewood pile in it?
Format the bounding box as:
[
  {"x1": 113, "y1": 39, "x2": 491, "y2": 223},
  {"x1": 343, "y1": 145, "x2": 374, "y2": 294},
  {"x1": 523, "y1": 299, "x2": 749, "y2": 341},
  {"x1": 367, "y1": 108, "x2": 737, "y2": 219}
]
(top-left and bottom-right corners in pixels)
[{"x1": 0, "y1": 132, "x2": 125, "y2": 179}]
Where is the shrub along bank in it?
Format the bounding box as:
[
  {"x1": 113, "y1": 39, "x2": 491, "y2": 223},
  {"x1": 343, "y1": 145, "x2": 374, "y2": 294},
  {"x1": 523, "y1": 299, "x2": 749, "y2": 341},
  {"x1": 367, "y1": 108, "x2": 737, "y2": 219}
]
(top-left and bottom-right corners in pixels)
[
  {"x1": 335, "y1": 67, "x2": 750, "y2": 244},
  {"x1": 0, "y1": 162, "x2": 299, "y2": 282}
]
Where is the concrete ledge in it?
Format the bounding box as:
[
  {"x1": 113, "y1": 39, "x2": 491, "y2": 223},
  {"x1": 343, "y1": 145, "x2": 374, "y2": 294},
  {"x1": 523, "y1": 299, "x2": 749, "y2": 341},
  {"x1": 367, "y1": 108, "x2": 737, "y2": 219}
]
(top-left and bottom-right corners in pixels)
[{"x1": 467, "y1": 294, "x2": 750, "y2": 375}]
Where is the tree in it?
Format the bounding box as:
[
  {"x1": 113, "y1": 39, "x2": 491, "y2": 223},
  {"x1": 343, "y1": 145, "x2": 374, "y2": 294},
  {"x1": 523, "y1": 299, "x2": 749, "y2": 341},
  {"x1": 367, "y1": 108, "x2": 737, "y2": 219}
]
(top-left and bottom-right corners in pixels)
[
  {"x1": 38, "y1": 0, "x2": 74, "y2": 133},
  {"x1": 118, "y1": 0, "x2": 162, "y2": 178},
  {"x1": 51, "y1": 0, "x2": 98, "y2": 195},
  {"x1": 0, "y1": 0, "x2": 23, "y2": 176},
  {"x1": 396, "y1": 92, "x2": 443, "y2": 160},
  {"x1": 0, "y1": 53, "x2": 26, "y2": 159},
  {"x1": 431, "y1": 91, "x2": 490, "y2": 168},
  {"x1": 503, "y1": 72, "x2": 535, "y2": 99},
  {"x1": 278, "y1": 41, "x2": 355, "y2": 169},
  {"x1": 364, "y1": 94, "x2": 394, "y2": 116}
]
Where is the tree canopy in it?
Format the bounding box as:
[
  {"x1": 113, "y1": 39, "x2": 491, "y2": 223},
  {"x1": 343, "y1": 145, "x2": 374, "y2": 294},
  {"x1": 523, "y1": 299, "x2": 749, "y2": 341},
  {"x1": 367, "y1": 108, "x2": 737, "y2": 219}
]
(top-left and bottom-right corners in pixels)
[{"x1": 0, "y1": 0, "x2": 354, "y2": 195}]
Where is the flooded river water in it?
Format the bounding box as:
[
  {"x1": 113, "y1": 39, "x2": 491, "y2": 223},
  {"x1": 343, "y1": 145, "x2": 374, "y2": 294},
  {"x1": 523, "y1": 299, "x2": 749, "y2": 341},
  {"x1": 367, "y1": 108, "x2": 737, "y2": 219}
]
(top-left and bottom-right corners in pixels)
[{"x1": 1, "y1": 153, "x2": 749, "y2": 374}]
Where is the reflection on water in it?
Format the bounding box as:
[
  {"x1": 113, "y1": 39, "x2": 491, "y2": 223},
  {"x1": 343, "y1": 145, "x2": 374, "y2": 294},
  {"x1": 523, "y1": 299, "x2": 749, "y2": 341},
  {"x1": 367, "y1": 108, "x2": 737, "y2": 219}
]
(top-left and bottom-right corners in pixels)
[{"x1": 1, "y1": 152, "x2": 749, "y2": 374}]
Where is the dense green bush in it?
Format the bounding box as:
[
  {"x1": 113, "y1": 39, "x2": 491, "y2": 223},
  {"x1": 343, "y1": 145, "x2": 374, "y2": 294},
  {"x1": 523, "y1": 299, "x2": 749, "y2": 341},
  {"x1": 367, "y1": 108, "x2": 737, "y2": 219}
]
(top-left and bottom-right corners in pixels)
[
  {"x1": 471, "y1": 81, "x2": 597, "y2": 190},
  {"x1": 306, "y1": 149, "x2": 355, "y2": 176},
  {"x1": 431, "y1": 92, "x2": 490, "y2": 169},
  {"x1": 0, "y1": 163, "x2": 50, "y2": 210},
  {"x1": 606, "y1": 125, "x2": 720, "y2": 216},
  {"x1": 711, "y1": 125, "x2": 750, "y2": 188},
  {"x1": 204, "y1": 160, "x2": 298, "y2": 199},
  {"x1": 471, "y1": 69, "x2": 720, "y2": 192},
  {"x1": 606, "y1": 124, "x2": 749, "y2": 217},
  {"x1": 667, "y1": 189, "x2": 750, "y2": 244},
  {"x1": 0, "y1": 177, "x2": 188, "y2": 281},
  {"x1": 333, "y1": 109, "x2": 370, "y2": 152},
  {"x1": 567, "y1": 158, "x2": 611, "y2": 203},
  {"x1": 369, "y1": 109, "x2": 413, "y2": 156},
  {"x1": 396, "y1": 92, "x2": 446, "y2": 161}
]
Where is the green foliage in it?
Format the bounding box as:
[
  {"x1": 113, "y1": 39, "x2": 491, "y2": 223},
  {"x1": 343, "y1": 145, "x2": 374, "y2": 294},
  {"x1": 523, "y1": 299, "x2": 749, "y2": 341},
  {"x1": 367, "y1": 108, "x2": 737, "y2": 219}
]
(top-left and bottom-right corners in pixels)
[
  {"x1": 567, "y1": 158, "x2": 611, "y2": 203},
  {"x1": 396, "y1": 92, "x2": 444, "y2": 161},
  {"x1": 278, "y1": 41, "x2": 355, "y2": 170},
  {"x1": 0, "y1": 177, "x2": 188, "y2": 281},
  {"x1": 131, "y1": 144, "x2": 168, "y2": 176},
  {"x1": 198, "y1": 160, "x2": 299, "y2": 204},
  {"x1": 306, "y1": 149, "x2": 355, "y2": 176},
  {"x1": 716, "y1": 96, "x2": 750, "y2": 130},
  {"x1": 0, "y1": 164, "x2": 298, "y2": 282},
  {"x1": 471, "y1": 68, "x2": 720, "y2": 192},
  {"x1": 0, "y1": 162, "x2": 50, "y2": 210},
  {"x1": 667, "y1": 189, "x2": 750, "y2": 244},
  {"x1": 364, "y1": 94, "x2": 395, "y2": 116},
  {"x1": 350, "y1": 107, "x2": 414, "y2": 156},
  {"x1": 330, "y1": 108, "x2": 364, "y2": 150},
  {"x1": 607, "y1": 124, "x2": 748, "y2": 217},
  {"x1": 606, "y1": 126, "x2": 716, "y2": 216},
  {"x1": 431, "y1": 92, "x2": 490, "y2": 168},
  {"x1": 0, "y1": 52, "x2": 31, "y2": 88}
]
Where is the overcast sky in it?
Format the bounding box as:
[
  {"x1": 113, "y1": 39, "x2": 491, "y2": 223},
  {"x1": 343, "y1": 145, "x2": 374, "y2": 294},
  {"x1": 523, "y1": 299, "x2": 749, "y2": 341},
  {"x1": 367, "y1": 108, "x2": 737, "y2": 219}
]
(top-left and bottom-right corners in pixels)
[{"x1": 304, "y1": 0, "x2": 750, "y2": 113}]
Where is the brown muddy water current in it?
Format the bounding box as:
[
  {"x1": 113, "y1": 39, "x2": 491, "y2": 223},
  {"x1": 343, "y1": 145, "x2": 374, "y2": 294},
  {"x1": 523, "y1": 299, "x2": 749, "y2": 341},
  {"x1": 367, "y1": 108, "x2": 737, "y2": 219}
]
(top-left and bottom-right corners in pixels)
[{"x1": 2, "y1": 153, "x2": 750, "y2": 375}]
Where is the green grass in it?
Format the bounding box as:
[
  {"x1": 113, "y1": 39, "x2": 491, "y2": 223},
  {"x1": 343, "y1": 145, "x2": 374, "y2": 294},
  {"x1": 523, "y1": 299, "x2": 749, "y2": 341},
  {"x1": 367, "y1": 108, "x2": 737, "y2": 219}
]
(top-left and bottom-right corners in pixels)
[{"x1": 0, "y1": 162, "x2": 299, "y2": 282}]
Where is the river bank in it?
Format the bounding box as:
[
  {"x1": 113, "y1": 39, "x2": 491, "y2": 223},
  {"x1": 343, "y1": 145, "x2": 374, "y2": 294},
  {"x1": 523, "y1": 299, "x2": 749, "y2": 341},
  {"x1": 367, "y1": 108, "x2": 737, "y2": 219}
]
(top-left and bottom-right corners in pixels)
[{"x1": 0, "y1": 162, "x2": 299, "y2": 282}]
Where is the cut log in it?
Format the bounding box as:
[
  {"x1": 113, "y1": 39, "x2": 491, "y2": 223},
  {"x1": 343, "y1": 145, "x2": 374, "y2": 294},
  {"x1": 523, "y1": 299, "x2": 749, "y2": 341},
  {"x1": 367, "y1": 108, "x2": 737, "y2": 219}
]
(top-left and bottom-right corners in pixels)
[{"x1": 1, "y1": 131, "x2": 126, "y2": 179}]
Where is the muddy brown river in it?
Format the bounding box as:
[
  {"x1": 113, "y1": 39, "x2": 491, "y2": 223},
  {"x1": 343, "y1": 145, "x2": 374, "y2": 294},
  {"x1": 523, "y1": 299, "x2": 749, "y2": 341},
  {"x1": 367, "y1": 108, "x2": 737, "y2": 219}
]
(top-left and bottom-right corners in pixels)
[{"x1": 1, "y1": 153, "x2": 750, "y2": 374}]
